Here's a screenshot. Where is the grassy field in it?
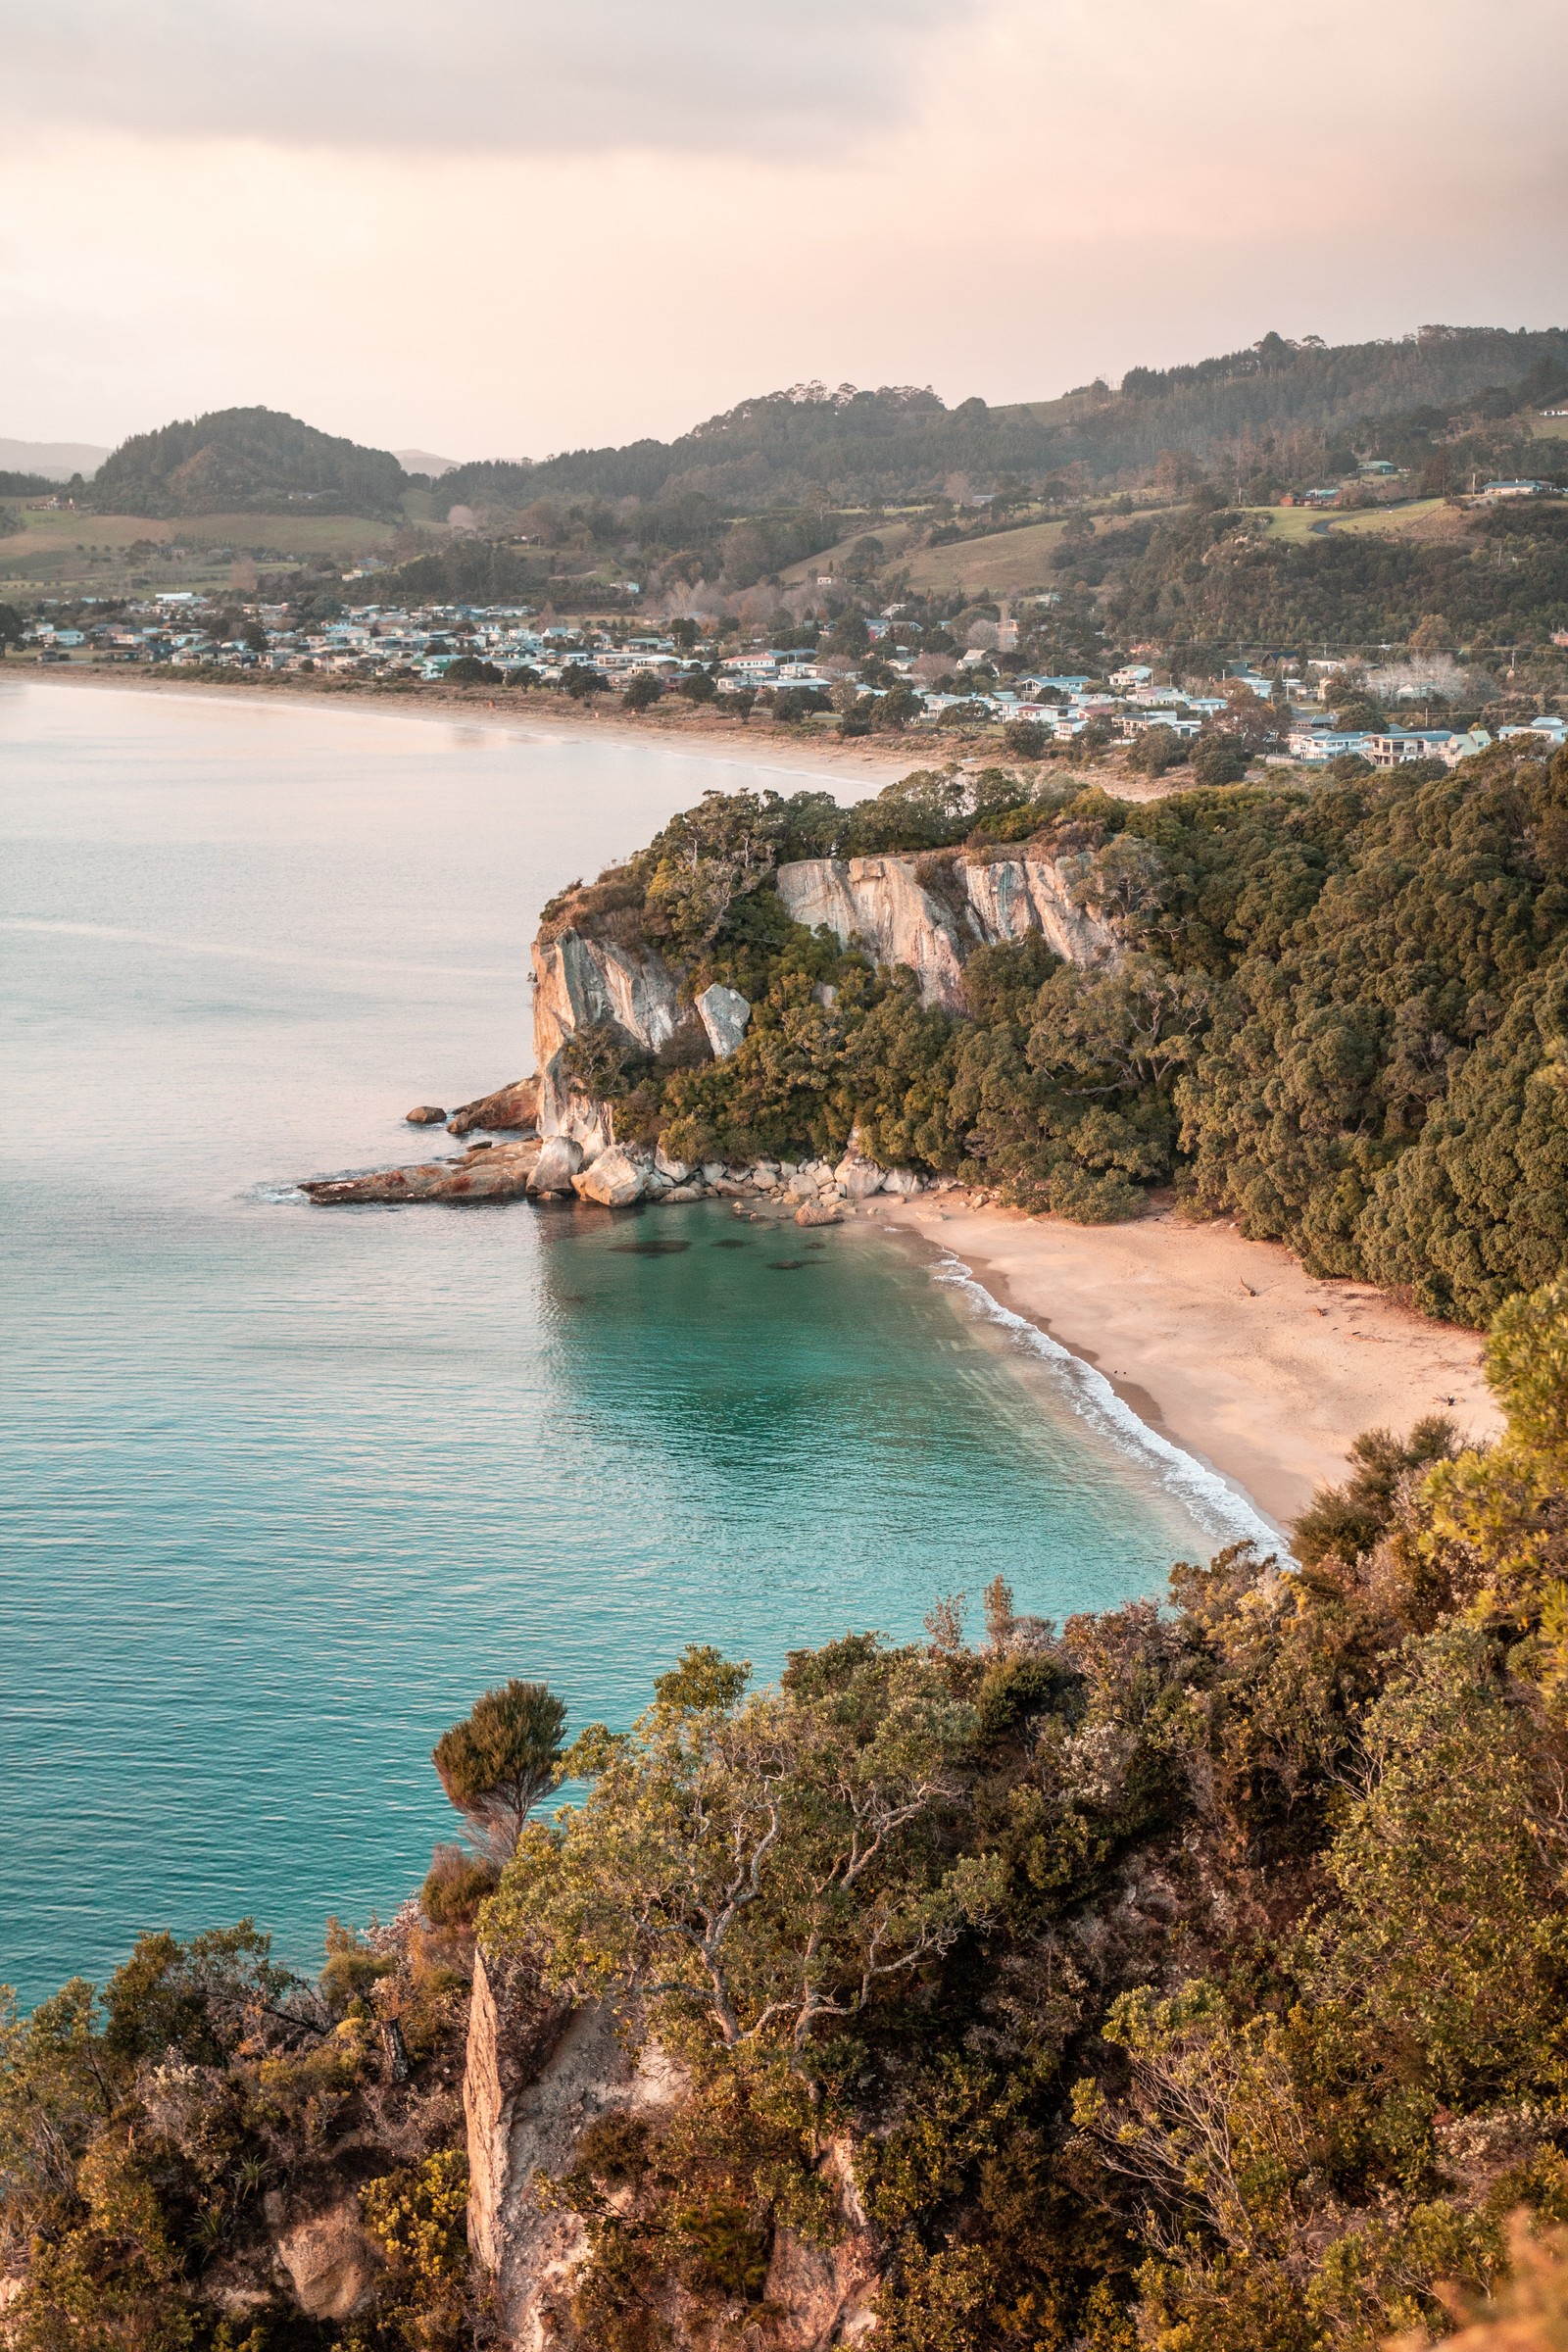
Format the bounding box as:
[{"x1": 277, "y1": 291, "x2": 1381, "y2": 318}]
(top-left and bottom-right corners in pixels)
[
  {"x1": 1251, "y1": 499, "x2": 1446, "y2": 544},
  {"x1": 0, "y1": 506, "x2": 408, "y2": 591},
  {"x1": 1531, "y1": 414, "x2": 1568, "y2": 442}
]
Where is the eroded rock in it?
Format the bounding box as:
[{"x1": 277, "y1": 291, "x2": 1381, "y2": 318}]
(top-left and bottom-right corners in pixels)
[
  {"x1": 796, "y1": 1200, "x2": 842, "y2": 1227},
  {"x1": 405, "y1": 1104, "x2": 447, "y2": 1126},
  {"x1": 572, "y1": 1146, "x2": 648, "y2": 1207},
  {"x1": 273, "y1": 2200, "x2": 383, "y2": 2321},
  {"x1": 695, "y1": 982, "x2": 752, "y2": 1059},
  {"x1": 528, "y1": 1135, "x2": 585, "y2": 1197},
  {"x1": 302, "y1": 1140, "x2": 541, "y2": 1205},
  {"x1": 448, "y1": 1077, "x2": 541, "y2": 1137},
  {"x1": 834, "y1": 1155, "x2": 885, "y2": 1200}
]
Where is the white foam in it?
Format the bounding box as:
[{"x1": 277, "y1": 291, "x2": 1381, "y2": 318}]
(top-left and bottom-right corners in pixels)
[{"x1": 929, "y1": 1251, "x2": 1285, "y2": 1554}]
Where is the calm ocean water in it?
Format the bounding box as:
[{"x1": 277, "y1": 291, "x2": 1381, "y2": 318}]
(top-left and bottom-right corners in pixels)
[{"x1": 0, "y1": 681, "x2": 1251, "y2": 2006}]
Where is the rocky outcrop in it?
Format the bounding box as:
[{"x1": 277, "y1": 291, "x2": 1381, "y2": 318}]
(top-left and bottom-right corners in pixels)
[
  {"x1": 528, "y1": 1135, "x2": 584, "y2": 1197},
  {"x1": 530, "y1": 927, "x2": 684, "y2": 1154},
  {"x1": 448, "y1": 1076, "x2": 540, "y2": 1137},
  {"x1": 405, "y1": 1103, "x2": 446, "y2": 1126},
  {"x1": 775, "y1": 850, "x2": 1116, "y2": 1009},
  {"x1": 572, "y1": 1145, "x2": 650, "y2": 1207},
  {"x1": 959, "y1": 852, "x2": 1116, "y2": 969},
  {"x1": 270, "y1": 2199, "x2": 383, "y2": 2320},
  {"x1": 776, "y1": 856, "x2": 970, "y2": 1008},
  {"x1": 465, "y1": 1955, "x2": 689, "y2": 2351},
  {"x1": 302, "y1": 1139, "x2": 541, "y2": 1204},
  {"x1": 464, "y1": 1954, "x2": 880, "y2": 2352},
  {"x1": 695, "y1": 982, "x2": 752, "y2": 1059}
]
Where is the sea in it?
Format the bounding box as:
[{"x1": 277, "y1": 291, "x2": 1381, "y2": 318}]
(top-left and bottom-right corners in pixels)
[{"x1": 0, "y1": 679, "x2": 1266, "y2": 2007}]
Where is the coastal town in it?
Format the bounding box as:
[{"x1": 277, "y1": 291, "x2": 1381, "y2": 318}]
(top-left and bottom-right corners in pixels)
[{"x1": 18, "y1": 589, "x2": 1567, "y2": 770}]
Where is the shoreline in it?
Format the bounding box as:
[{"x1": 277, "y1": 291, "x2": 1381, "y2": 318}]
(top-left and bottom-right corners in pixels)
[
  {"x1": 6, "y1": 662, "x2": 1180, "y2": 801},
  {"x1": 874, "y1": 1196, "x2": 1502, "y2": 1528},
  {"x1": 5, "y1": 662, "x2": 924, "y2": 786}
]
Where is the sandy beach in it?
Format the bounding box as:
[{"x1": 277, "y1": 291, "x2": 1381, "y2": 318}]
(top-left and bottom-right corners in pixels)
[
  {"x1": 13, "y1": 662, "x2": 1180, "y2": 801},
  {"x1": 878, "y1": 1196, "x2": 1503, "y2": 1529},
  {"x1": 12, "y1": 662, "x2": 922, "y2": 787}
]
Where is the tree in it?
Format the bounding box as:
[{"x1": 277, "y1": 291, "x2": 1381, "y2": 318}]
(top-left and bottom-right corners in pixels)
[
  {"x1": 1126, "y1": 724, "x2": 1187, "y2": 776},
  {"x1": 669, "y1": 618, "x2": 700, "y2": 651},
  {"x1": 0, "y1": 602, "x2": 28, "y2": 651},
  {"x1": 432, "y1": 1679, "x2": 567, "y2": 1861},
  {"x1": 446, "y1": 654, "x2": 503, "y2": 686},
  {"x1": 1192, "y1": 729, "x2": 1250, "y2": 784},
  {"x1": 561, "y1": 662, "x2": 606, "y2": 700},
  {"x1": 489, "y1": 1639, "x2": 1003, "y2": 2065},
  {"x1": 622, "y1": 670, "x2": 664, "y2": 711},
  {"x1": 1004, "y1": 719, "x2": 1048, "y2": 759}
]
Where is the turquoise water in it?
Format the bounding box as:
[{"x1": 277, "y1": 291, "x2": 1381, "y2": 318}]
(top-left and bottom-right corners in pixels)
[{"x1": 1, "y1": 681, "x2": 1240, "y2": 2007}]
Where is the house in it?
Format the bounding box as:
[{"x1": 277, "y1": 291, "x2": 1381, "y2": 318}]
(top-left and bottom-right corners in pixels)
[
  {"x1": 1367, "y1": 730, "x2": 1456, "y2": 767},
  {"x1": 1109, "y1": 663, "x2": 1153, "y2": 690},
  {"x1": 1288, "y1": 728, "x2": 1374, "y2": 763},
  {"x1": 1439, "y1": 730, "x2": 1493, "y2": 767},
  {"x1": 1357, "y1": 459, "x2": 1397, "y2": 477},
  {"x1": 1498, "y1": 715, "x2": 1568, "y2": 747},
  {"x1": 1482, "y1": 479, "x2": 1548, "y2": 500}
]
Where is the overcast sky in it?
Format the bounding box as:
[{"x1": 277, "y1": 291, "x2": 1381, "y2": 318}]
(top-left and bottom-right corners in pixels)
[{"x1": 5, "y1": 0, "x2": 1566, "y2": 460}]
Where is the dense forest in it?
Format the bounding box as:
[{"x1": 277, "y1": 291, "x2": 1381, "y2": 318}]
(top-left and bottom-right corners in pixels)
[
  {"x1": 10, "y1": 1283, "x2": 1568, "y2": 2346},
  {"x1": 1098, "y1": 498, "x2": 1568, "y2": 656},
  {"x1": 543, "y1": 739, "x2": 1568, "y2": 1326}
]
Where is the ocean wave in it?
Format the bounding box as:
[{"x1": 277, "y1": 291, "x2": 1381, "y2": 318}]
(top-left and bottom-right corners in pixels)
[{"x1": 930, "y1": 1252, "x2": 1286, "y2": 1555}]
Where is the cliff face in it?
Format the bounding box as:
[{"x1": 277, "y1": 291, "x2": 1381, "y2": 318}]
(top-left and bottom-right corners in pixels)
[
  {"x1": 464, "y1": 1955, "x2": 882, "y2": 2351},
  {"x1": 774, "y1": 851, "x2": 1115, "y2": 1011},
  {"x1": 531, "y1": 929, "x2": 684, "y2": 1152},
  {"x1": 533, "y1": 848, "x2": 1116, "y2": 1117}
]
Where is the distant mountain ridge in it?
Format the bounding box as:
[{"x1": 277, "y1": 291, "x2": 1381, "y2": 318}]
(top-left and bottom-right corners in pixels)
[{"x1": 0, "y1": 436, "x2": 111, "y2": 483}]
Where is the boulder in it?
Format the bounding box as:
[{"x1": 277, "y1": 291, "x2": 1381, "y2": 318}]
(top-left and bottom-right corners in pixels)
[
  {"x1": 654, "y1": 1142, "x2": 693, "y2": 1184},
  {"x1": 273, "y1": 2201, "x2": 382, "y2": 2321},
  {"x1": 447, "y1": 1076, "x2": 540, "y2": 1137},
  {"x1": 528, "y1": 1135, "x2": 585, "y2": 1197},
  {"x1": 700, "y1": 1161, "x2": 726, "y2": 1187},
  {"x1": 796, "y1": 1200, "x2": 842, "y2": 1227},
  {"x1": 786, "y1": 1170, "x2": 819, "y2": 1200},
  {"x1": 302, "y1": 1140, "x2": 541, "y2": 1205},
  {"x1": 835, "y1": 1156, "x2": 885, "y2": 1200},
  {"x1": 659, "y1": 1183, "x2": 704, "y2": 1202},
  {"x1": 752, "y1": 1165, "x2": 780, "y2": 1192},
  {"x1": 695, "y1": 982, "x2": 752, "y2": 1059},
  {"x1": 405, "y1": 1104, "x2": 446, "y2": 1125},
  {"x1": 572, "y1": 1146, "x2": 648, "y2": 1207},
  {"x1": 881, "y1": 1166, "x2": 925, "y2": 1198}
]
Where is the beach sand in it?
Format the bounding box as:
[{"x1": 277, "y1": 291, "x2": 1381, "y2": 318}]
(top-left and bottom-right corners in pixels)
[
  {"x1": 15, "y1": 663, "x2": 1181, "y2": 801},
  {"x1": 876, "y1": 1196, "x2": 1503, "y2": 1529}
]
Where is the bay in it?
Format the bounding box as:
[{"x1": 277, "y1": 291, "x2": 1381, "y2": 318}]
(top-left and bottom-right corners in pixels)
[{"x1": 0, "y1": 680, "x2": 1232, "y2": 2006}]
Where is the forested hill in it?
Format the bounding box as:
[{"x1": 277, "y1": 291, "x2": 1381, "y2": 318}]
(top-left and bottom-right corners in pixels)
[
  {"x1": 439, "y1": 326, "x2": 1568, "y2": 509},
  {"x1": 78, "y1": 328, "x2": 1568, "y2": 522},
  {"x1": 88, "y1": 406, "x2": 411, "y2": 517},
  {"x1": 538, "y1": 738, "x2": 1568, "y2": 1327}
]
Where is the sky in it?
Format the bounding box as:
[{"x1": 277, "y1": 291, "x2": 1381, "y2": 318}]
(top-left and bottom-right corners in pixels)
[{"x1": 5, "y1": 0, "x2": 1566, "y2": 463}]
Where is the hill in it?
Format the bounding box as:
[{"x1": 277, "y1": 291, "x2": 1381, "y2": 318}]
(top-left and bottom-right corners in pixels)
[
  {"x1": 88, "y1": 406, "x2": 411, "y2": 518},
  {"x1": 436, "y1": 327, "x2": 1568, "y2": 514}
]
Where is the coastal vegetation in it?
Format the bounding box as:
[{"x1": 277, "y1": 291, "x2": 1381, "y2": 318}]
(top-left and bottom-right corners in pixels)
[
  {"x1": 540, "y1": 735, "x2": 1568, "y2": 1324},
  {"x1": 9, "y1": 1283, "x2": 1568, "y2": 2343}
]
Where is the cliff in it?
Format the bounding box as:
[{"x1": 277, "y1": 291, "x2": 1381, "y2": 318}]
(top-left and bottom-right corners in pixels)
[
  {"x1": 529, "y1": 846, "x2": 1116, "y2": 1126},
  {"x1": 774, "y1": 850, "x2": 1114, "y2": 1010}
]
